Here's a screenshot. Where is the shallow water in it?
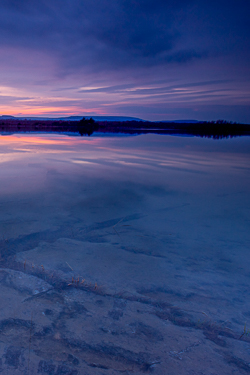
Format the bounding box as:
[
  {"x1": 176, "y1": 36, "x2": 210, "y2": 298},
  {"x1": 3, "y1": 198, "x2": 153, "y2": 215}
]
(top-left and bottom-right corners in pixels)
[{"x1": 0, "y1": 133, "x2": 249, "y2": 374}]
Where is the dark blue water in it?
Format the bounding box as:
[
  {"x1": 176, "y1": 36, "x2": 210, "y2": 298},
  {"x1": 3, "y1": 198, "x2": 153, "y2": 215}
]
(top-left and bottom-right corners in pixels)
[{"x1": 0, "y1": 133, "x2": 249, "y2": 374}]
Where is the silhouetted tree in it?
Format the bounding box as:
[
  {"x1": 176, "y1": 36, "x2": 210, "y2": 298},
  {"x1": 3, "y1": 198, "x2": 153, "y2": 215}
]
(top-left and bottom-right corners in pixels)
[{"x1": 78, "y1": 117, "x2": 98, "y2": 136}]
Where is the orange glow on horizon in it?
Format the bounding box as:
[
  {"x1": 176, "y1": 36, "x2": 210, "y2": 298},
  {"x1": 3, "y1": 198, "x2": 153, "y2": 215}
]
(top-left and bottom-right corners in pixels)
[
  {"x1": 0, "y1": 134, "x2": 102, "y2": 147},
  {"x1": 0, "y1": 105, "x2": 107, "y2": 117}
]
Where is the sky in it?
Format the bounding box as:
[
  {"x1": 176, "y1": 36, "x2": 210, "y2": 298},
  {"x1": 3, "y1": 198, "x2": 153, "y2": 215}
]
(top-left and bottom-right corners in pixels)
[{"x1": 0, "y1": 0, "x2": 249, "y2": 122}]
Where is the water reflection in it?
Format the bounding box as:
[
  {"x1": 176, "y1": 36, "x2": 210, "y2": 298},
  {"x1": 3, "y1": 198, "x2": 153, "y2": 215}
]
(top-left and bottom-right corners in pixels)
[{"x1": 0, "y1": 133, "x2": 250, "y2": 374}]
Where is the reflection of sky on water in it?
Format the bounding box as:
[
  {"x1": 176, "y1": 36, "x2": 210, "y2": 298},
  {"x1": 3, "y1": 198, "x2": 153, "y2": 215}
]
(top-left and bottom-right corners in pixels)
[
  {"x1": 0, "y1": 133, "x2": 250, "y2": 373},
  {"x1": 0, "y1": 133, "x2": 249, "y2": 196},
  {"x1": 1, "y1": 134, "x2": 249, "y2": 262},
  {"x1": 0, "y1": 133, "x2": 250, "y2": 267}
]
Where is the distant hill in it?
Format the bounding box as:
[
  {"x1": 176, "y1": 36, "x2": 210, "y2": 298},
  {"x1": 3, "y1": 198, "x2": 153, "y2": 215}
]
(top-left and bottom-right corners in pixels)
[
  {"x1": 63, "y1": 116, "x2": 143, "y2": 122},
  {"x1": 0, "y1": 115, "x2": 15, "y2": 119},
  {"x1": 0, "y1": 115, "x2": 200, "y2": 123},
  {"x1": 0, "y1": 115, "x2": 143, "y2": 122}
]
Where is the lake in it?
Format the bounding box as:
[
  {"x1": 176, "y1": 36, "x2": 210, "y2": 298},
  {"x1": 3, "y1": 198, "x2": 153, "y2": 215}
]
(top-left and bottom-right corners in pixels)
[{"x1": 0, "y1": 132, "x2": 250, "y2": 374}]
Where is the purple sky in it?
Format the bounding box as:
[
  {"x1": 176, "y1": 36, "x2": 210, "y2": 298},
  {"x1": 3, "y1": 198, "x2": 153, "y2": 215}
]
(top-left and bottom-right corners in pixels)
[{"x1": 0, "y1": 0, "x2": 249, "y2": 122}]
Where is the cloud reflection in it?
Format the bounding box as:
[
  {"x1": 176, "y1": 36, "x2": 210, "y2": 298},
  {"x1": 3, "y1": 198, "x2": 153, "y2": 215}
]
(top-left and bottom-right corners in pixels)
[{"x1": 0, "y1": 133, "x2": 249, "y2": 200}]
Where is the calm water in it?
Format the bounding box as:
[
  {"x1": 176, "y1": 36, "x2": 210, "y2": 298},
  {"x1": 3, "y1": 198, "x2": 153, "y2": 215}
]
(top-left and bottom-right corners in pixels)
[{"x1": 0, "y1": 133, "x2": 249, "y2": 374}]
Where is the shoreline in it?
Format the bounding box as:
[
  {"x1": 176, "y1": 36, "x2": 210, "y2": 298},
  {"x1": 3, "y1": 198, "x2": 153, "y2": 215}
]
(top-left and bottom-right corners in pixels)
[{"x1": 1, "y1": 118, "x2": 250, "y2": 139}]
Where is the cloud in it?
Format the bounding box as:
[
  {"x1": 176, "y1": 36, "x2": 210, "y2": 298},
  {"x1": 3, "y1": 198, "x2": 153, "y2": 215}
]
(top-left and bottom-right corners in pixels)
[
  {"x1": 0, "y1": 1, "x2": 249, "y2": 121},
  {"x1": 0, "y1": 0, "x2": 249, "y2": 80},
  {"x1": 0, "y1": 0, "x2": 236, "y2": 74}
]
